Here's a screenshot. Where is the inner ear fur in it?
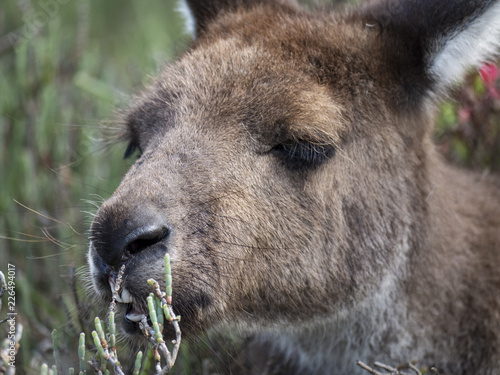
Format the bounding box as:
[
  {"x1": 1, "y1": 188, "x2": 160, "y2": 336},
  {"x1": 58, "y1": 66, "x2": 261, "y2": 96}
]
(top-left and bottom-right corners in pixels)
[{"x1": 353, "y1": 0, "x2": 500, "y2": 102}]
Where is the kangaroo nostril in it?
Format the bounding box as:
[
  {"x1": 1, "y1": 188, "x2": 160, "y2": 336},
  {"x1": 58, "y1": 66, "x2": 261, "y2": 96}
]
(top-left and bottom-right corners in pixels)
[
  {"x1": 90, "y1": 203, "x2": 171, "y2": 268},
  {"x1": 125, "y1": 225, "x2": 170, "y2": 255}
]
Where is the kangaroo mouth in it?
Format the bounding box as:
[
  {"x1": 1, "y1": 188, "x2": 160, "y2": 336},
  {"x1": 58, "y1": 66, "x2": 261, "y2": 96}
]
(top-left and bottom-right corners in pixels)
[
  {"x1": 124, "y1": 303, "x2": 146, "y2": 323},
  {"x1": 108, "y1": 276, "x2": 150, "y2": 333}
]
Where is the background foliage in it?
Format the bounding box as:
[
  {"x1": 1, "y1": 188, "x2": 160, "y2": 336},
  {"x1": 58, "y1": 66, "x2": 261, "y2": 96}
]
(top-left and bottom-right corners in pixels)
[
  {"x1": 1, "y1": 0, "x2": 499, "y2": 374},
  {"x1": 1, "y1": 0, "x2": 188, "y2": 372}
]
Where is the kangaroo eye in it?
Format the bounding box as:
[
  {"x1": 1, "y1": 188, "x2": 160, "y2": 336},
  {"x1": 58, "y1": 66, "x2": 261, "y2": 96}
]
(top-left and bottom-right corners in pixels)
[
  {"x1": 271, "y1": 140, "x2": 335, "y2": 170},
  {"x1": 124, "y1": 140, "x2": 142, "y2": 159}
]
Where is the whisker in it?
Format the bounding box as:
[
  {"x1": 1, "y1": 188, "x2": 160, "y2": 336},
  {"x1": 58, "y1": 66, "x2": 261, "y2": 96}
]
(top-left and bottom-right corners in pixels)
[
  {"x1": 41, "y1": 228, "x2": 76, "y2": 250},
  {"x1": 14, "y1": 199, "x2": 81, "y2": 235},
  {"x1": 0, "y1": 235, "x2": 49, "y2": 243}
]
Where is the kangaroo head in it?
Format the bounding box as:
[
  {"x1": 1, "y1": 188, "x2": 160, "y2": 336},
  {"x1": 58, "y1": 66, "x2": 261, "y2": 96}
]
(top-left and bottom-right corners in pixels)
[{"x1": 87, "y1": 0, "x2": 500, "y2": 372}]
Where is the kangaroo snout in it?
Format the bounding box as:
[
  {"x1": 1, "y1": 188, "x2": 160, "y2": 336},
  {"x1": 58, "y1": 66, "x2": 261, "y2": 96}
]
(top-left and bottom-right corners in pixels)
[{"x1": 91, "y1": 201, "x2": 170, "y2": 270}]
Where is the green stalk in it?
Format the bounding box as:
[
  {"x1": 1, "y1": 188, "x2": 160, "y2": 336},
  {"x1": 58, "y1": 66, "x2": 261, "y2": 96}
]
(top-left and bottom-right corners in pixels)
[
  {"x1": 155, "y1": 297, "x2": 164, "y2": 326},
  {"x1": 92, "y1": 330, "x2": 108, "y2": 360},
  {"x1": 133, "y1": 351, "x2": 143, "y2": 375},
  {"x1": 165, "y1": 254, "x2": 172, "y2": 300},
  {"x1": 108, "y1": 311, "x2": 116, "y2": 350},
  {"x1": 147, "y1": 295, "x2": 163, "y2": 342},
  {"x1": 51, "y1": 329, "x2": 62, "y2": 375},
  {"x1": 78, "y1": 333, "x2": 86, "y2": 374},
  {"x1": 94, "y1": 317, "x2": 106, "y2": 343},
  {"x1": 139, "y1": 347, "x2": 154, "y2": 375}
]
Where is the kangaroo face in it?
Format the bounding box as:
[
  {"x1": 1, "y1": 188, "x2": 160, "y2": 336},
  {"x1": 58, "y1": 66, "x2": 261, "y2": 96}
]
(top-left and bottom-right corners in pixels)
[
  {"x1": 88, "y1": 9, "x2": 421, "y2": 335},
  {"x1": 87, "y1": 0, "x2": 500, "y2": 372}
]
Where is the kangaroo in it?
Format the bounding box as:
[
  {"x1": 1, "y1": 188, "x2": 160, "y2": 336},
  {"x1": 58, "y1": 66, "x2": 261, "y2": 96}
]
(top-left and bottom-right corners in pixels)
[{"x1": 87, "y1": 0, "x2": 500, "y2": 373}]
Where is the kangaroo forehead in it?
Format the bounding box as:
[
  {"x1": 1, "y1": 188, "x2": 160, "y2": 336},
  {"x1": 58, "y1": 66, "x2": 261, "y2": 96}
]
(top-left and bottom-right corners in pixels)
[
  {"x1": 124, "y1": 9, "x2": 380, "y2": 140},
  {"x1": 125, "y1": 40, "x2": 348, "y2": 147}
]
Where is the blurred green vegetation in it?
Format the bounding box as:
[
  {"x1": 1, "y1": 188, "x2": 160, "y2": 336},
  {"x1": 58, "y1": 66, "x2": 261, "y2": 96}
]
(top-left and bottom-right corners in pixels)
[
  {"x1": 0, "y1": 0, "x2": 499, "y2": 374},
  {"x1": 0, "y1": 0, "x2": 187, "y2": 373}
]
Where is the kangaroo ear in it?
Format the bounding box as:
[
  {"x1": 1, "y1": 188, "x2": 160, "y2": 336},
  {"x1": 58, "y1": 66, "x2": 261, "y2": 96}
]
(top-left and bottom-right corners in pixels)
[
  {"x1": 178, "y1": 0, "x2": 298, "y2": 37},
  {"x1": 360, "y1": 0, "x2": 500, "y2": 98}
]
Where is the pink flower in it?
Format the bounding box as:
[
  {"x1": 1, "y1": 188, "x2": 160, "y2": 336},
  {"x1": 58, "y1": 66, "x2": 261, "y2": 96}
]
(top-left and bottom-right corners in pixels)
[
  {"x1": 479, "y1": 63, "x2": 500, "y2": 98},
  {"x1": 480, "y1": 63, "x2": 499, "y2": 86}
]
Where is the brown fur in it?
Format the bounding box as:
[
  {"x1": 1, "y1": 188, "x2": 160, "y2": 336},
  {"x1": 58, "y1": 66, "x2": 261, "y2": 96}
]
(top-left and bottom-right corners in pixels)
[{"x1": 87, "y1": 0, "x2": 500, "y2": 373}]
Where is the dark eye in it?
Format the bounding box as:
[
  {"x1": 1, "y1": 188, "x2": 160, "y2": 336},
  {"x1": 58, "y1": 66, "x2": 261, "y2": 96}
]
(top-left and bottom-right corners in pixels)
[
  {"x1": 124, "y1": 140, "x2": 142, "y2": 159},
  {"x1": 271, "y1": 140, "x2": 335, "y2": 170}
]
